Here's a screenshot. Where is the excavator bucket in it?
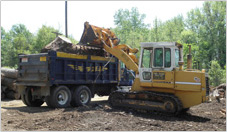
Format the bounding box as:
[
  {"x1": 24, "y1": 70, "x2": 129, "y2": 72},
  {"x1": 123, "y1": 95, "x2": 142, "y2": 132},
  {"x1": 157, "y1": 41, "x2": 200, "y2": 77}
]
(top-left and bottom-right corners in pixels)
[
  {"x1": 79, "y1": 22, "x2": 120, "y2": 46},
  {"x1": 79, "y1": 22, "x2": 139, "y2": 72},
  {"x1": 79, "y1": 22, "x2": 97, "y2": 44}
]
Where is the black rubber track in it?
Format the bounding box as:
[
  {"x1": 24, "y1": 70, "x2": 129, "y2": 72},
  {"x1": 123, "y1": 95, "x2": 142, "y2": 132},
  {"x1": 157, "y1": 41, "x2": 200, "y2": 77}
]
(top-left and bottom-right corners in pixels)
[{"x1": 108, "y1": 91, "x2": 183, "y2": 115}]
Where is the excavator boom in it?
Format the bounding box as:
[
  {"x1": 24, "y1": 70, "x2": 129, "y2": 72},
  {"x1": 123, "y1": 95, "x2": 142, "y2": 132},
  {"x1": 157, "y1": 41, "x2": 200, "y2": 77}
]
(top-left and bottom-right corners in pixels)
[{"x1": 79, "y1": 22, "x2": 139, "y2": 73}]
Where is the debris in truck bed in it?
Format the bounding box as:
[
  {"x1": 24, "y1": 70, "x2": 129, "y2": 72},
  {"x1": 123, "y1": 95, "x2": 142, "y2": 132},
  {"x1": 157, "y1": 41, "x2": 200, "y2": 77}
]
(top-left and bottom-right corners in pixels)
[{"x1": 40, "y1": 36, "x2": 105, "y2": 56}]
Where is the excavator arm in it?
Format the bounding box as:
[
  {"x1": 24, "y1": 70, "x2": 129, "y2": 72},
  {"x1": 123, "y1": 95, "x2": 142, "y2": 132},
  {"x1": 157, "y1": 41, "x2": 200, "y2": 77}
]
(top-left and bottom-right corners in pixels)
[{"x1": 79, "y1": 22, "x2": 139, "y2": 73}]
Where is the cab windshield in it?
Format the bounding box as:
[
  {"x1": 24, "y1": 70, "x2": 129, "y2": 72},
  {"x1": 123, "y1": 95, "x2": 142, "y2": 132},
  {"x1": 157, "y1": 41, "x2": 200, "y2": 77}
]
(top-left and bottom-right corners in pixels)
[{"x1": 153, "y1": 48, "x2": 171, "y2": 67}]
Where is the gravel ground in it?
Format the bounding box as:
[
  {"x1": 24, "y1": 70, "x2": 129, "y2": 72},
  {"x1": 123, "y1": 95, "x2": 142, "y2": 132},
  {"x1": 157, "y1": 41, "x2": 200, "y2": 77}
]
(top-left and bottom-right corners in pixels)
[{"x1": 1, "y1": 96, "x2": 226, "y2": 131}]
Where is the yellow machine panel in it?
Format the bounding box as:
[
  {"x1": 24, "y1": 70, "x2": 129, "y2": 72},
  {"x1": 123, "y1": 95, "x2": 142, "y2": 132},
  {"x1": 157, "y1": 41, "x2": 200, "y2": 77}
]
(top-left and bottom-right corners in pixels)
[
  {"x1": 131, "y1": 70, "x2": 207, "y2": 109},
  {"x1": 175, "y1": 90, "x2": 206, "y2": 108},
  {"x1": 175, "y1": 71, "x2": 203, "y2": 91},
  {"x1": 152, "y1": 71, "x2": 174, "y2": 88}
]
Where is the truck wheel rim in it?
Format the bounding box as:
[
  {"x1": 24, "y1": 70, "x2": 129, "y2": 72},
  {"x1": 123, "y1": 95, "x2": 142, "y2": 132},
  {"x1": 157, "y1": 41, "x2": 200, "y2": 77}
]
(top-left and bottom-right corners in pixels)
[
  {"x1": 80, "y1": 90, "x2": 89, "y2": 104},
  {"x1": 57, "y1": 90, "x2": 68, "y2": 105}
]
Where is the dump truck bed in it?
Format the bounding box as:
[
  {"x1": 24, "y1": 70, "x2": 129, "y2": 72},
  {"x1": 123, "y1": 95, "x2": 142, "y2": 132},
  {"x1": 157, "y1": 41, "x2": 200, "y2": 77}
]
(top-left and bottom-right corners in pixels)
[{"x1": 17, "y1": 51, "x2": 133, "y2": 87}]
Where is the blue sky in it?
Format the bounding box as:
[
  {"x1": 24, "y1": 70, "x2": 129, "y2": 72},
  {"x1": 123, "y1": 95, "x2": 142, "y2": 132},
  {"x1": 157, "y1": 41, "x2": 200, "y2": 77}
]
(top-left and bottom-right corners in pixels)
[{"x1": 1, "y1": 1, "x2": 204, "y2": 40}]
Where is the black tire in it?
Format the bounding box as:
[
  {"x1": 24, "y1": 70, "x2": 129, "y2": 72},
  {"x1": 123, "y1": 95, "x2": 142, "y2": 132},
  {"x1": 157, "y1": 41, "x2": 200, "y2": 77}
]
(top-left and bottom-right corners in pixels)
[
  {"x1": 71, "y1": 85, "x2": 91, "y2": 107},
  {"x1": 49, "y1": 85, "x2": 72, "y2": 108},
  {"x1": 22, "y1": 88, "x2": 44, "y2": 107},
  {"x1": 21, "y1": 92, "x2": 29, "y2": 106}
]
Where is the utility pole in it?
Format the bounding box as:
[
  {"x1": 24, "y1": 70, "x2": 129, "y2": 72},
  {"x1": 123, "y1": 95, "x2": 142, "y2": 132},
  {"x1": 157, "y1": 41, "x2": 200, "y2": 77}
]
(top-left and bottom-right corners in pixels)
[{"x1": 65, "y1": 1, "x2": 68, "y2": 37}]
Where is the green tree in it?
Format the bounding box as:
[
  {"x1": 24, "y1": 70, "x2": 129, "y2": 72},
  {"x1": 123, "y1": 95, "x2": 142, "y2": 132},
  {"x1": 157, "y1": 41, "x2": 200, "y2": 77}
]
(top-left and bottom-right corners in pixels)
[
  {"x1": 113, "y1": 7, "x2": 150, "y2": 57},
  {"x1": 186, "y1": 1, "x2": 226, "y2": 69},
  {"x1": 34, "y1": 25, "x2": 59, "y2": 52},
  {"x1": 1, "y1": 26, "x2": 12, "y2": 67},
  {"x1": 222, "y1": 65, "x2": 226, "y2": 83},
  {"x1": 150, "y1": 15, "x2": 185, "y2": 42},
  {"x1": 1, "y1": 27, "x2": 6, "y2": 39},
  {"x1": 1, "y1": 24, "x2": 35, "y2": 68},
  {"x1": 208, "y1": 60, "x2": 225, "y2": 86},
  {"x1": 150, "y1": 17, "x2": 162, "y2": 42},
  {"x1": 1, "y1": 24, "x2": 79, "y2": 68}
]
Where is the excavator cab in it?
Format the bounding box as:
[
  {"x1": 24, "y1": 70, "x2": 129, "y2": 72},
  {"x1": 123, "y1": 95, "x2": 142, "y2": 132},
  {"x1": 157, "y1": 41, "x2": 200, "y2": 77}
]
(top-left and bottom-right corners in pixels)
[{"x1": 138, "y1": 42, "x2": 183, "y2": 83}]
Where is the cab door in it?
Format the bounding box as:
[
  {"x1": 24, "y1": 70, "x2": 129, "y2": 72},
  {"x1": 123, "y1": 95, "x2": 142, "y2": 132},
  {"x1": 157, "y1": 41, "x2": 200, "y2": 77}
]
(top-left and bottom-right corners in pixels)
[
  {"x1": 139, "y1": 48, "x2": 153, "y2": 83},
  {"x1": 152, "y1": 47, "x2": 175, "y2": 88}
]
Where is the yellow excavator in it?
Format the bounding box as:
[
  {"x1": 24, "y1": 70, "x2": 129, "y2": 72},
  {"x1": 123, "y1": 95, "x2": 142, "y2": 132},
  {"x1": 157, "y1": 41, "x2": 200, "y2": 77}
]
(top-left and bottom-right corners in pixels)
[{"x1": 80, "y1": 22, "x2": 209, "y2": 114}]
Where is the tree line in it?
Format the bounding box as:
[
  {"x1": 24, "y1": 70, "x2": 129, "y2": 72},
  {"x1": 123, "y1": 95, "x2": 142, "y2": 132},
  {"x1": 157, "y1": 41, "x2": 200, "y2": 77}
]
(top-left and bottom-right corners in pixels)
[
  {"x1": 1, "y1": 1, "x2": 226, "y2": 86},
  {"x1": 113, "y1": 1, "x2": 226, "y2": 86},
  {"x1": 1, "y1": 25, "x2": 77, "y2": 68}
]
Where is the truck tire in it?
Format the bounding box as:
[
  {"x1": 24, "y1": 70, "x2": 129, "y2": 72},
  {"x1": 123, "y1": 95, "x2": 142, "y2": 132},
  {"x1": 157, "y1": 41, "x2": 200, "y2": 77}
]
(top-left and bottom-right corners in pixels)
[
  {"x1": 49, "y1": 86, "x2": 72, "y2": 108},
  {"x1": 21, "y1": 93, "x2": 29, "y2": 106},
  {"x1": 71, "y1": 85, "x2": 91, "y2": 107},
  {"x1": 22, "y1": 88, "x2": 44, "y2": 107}
]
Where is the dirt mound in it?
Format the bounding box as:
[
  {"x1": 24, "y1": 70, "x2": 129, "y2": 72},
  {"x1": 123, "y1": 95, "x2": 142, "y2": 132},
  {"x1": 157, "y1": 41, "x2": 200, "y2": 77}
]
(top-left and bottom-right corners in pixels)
[{"x1": 1, "y1": 97, "x2": 226, "y2": 131}]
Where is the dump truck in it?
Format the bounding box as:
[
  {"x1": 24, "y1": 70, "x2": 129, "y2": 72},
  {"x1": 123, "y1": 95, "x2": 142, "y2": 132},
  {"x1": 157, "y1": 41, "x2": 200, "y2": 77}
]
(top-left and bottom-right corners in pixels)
[
  {"x1": 16, "y1": 36, "x2": 134, "y2": 108},
  {"x1": 79, "y1": 22, "x2": 209, "y2": 114}
]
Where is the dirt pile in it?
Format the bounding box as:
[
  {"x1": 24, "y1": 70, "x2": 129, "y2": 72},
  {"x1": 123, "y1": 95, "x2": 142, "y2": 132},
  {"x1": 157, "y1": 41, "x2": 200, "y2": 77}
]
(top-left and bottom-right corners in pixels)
[
  {"x1": 1, "y1": 96, "x2": 226, "y2": 131},
  {"x1": 1, "y1": 68, "x2": 20, "y2": 100}
]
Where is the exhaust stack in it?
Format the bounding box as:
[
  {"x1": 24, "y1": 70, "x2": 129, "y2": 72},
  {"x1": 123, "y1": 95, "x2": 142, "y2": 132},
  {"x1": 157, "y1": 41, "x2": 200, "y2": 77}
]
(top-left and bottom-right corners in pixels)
[{"x1": 187, "y1": 45, "x2": 192, "y2": 69}]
